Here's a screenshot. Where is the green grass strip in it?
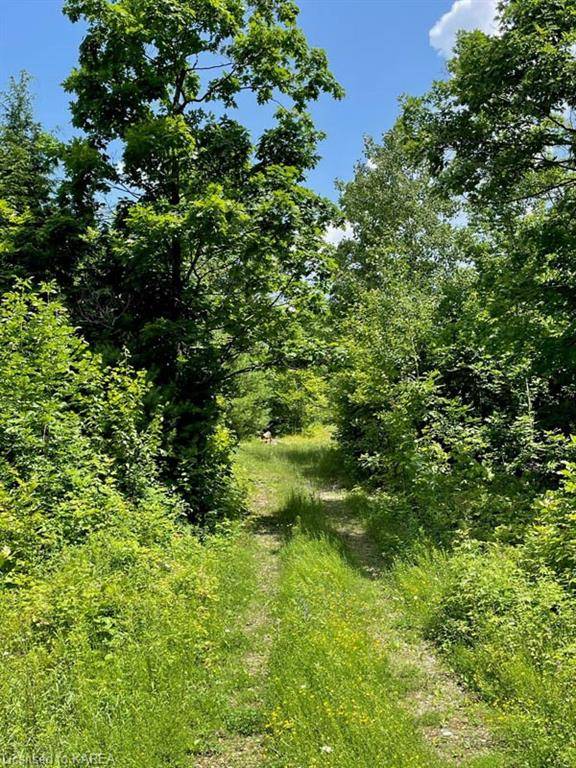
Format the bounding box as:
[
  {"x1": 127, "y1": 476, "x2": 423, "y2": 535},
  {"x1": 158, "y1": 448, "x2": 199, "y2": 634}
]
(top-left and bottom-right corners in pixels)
[{"x1": 266, "y1": 527, "x2": 445, "y2": 768}]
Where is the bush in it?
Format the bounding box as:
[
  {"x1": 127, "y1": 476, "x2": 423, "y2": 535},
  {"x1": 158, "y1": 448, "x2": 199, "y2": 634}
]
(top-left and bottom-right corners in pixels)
[
  {"x1": 227, "y1": 366, "x2": 330, "y2": 439},
  {"x1": 0, "y1": 285, "x2": 179, "y2": 580},
  {"x1": 523, "y1": 456, "x2": 576, "y2": 591},
  {"x1": 0, "y1": 527, "x2": 257, "y2": 766},
  {"x1": 225, "y1": 369, "x2": 272, "y2": 439},
  {"x1": 0, "y1": 285, "x2": 257, "y2": 764},
  {"x1": 267, "y1": 368, "x2": 330, "y2": 435}
]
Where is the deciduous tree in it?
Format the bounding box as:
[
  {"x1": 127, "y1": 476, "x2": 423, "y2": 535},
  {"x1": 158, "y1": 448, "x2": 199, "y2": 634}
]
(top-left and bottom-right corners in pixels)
[{"x1": 62, "y1": 0, "x2": 343, "y2": 515}]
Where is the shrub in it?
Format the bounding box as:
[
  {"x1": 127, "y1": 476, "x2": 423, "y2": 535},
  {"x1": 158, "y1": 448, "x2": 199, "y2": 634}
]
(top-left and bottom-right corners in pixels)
[
  {"x1": 226, "y1": 369, "x2": 272, "y2": 439},
  {"x1": 523, "y1": 456, "x2": 576, "y2": 591},
  {"x1": 0, "y1": 285, "x2": 179, "y2": 579},
  {"x1": 227, "y1": 367, "x2": 330, "y2": 439},
  {"x1": 0, "y1": 285, "x2": 256, "y2": 765}
]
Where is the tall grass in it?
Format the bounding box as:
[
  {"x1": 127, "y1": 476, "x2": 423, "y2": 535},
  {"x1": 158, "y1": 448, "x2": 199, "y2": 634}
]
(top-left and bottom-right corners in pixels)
[
  {"x1": 392, "y1": 542, "x2": 576, "y2": 768},
  {"x1": 0, "y1": 527, "x2": 257, "y2": 766}
]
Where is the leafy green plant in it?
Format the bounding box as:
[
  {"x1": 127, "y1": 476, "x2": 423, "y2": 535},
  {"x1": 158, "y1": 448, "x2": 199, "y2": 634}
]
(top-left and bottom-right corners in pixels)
[
  {"x1": 56, "y1": 0, "x2": 343, "y2": 515},
  {"x1": 0, "y1": 525, "x2": 257, "y2": 766},
  {"x1": 523, "y1": 455, "x2": 576, "y2": 591},
  {"x1": 0, "y1": 285, "x2": 179, "y2": 579}
]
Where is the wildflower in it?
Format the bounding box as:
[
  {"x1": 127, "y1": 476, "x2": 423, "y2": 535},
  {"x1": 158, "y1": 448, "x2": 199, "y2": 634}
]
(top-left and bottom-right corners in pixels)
[{"x1": 320, "y1": 745, "x2": 333, "y2": 754}]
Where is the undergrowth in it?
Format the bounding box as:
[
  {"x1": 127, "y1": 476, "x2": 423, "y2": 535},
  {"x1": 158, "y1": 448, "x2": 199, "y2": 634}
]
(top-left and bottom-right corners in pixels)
[
  {"x1": 0, "y1": 527, "x2": 258, "y2": 766},
  {"x1": 0, "y1": 289, "x2": 259, "y2": 766},
  {"x1": 393, "y1": 542, "x2": 576, "y2": 768}
]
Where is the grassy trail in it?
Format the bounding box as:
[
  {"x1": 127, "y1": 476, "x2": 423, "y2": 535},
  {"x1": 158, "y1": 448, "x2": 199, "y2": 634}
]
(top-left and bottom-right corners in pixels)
[{"x1": 202, "y1": 430, "x2": 506, "y2": 767}]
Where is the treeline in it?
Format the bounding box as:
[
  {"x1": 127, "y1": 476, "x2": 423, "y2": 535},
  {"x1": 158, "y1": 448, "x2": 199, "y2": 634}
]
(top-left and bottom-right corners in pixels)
[{"x1": 329, "y1": 0, "x2": 576, "y2": 763}]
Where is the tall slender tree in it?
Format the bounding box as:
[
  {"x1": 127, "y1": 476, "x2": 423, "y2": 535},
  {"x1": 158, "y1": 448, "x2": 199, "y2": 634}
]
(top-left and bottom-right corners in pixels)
[{"x1": 0, "y1": 74, "x2": 59, "y2": 286}]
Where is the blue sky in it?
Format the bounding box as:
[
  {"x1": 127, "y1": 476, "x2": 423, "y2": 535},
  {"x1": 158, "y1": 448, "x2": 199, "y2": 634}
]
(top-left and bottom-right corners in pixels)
[{"x1": 0, "y1": 0, "x2": 498, "y2": 204}]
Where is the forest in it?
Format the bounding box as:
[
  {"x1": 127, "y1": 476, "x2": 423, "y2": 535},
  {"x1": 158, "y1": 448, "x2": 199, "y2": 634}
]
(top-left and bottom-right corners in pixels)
[{"x1": 1, "y1": 0, "x2": 576, "y2": 765}]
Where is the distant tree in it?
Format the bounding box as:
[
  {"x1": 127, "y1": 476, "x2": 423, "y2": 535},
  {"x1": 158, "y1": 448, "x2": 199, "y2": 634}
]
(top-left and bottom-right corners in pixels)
[
  {"x1": 62, "y1": 0, "x2": 343, "y2": 516},
  {"x1": 0, "y1": 74, "x2": 60, "y2": 286},
  {"x1": 0, "y1": 74, "x2": 54, "y2": 212},
  {"x1": 334, "y1": 124, "x2": 460, "y2": 299}
]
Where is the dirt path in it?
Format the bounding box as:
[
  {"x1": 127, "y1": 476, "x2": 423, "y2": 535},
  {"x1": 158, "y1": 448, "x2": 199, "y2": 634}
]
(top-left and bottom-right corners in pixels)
[
  {"x1": 318, "y1": 487, "x2": 495, "y2": 765},
  {"x1": 193, "y1": 491, "x2": 281, "y2": 768},
  {"x1": 196, "y1": 433, "x2": 499, "y2": 767}
]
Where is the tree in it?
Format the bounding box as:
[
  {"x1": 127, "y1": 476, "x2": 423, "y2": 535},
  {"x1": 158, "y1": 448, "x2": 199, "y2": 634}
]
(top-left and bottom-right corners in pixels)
[
  {"x1": 329, "y1": 123, "x2": 463, "y2": 480},
  {"x1": 62, "y1": 0, "x2": 343, "y2": 516},
  {"x1": 332, "y1": 124, "x2": 460, "y2": 311},
  {"x1": 329, "y1": 118, "x2": 561, "y2": 538},
  {"x1": 0, "y1": 74, "x2": 60, "y2": 287},
  {"x1": 403, "y1": 0, "x2": 576, "y2": 454},
  {"x1": 404, "y1": 0, "x2": 576, "y2": 209}
]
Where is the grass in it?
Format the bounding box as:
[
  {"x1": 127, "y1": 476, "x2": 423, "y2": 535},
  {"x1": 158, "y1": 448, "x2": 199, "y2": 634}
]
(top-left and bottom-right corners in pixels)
[
  {"x1": 0, "y1": 432, "x2": 336, "y2": 768},
  {"x1": 240, "y1": 429, "x2": 576, "y2": 768},
  {"x1": 266, "y1": 526, "x2": 446, "y2": 768},
  {"x1": 0, "y1": 526, "x2": 259, "y2": 767},
  {"x1": 392, "y1": 543, "x2": 576, "y2": 768},
  {"x1": 3, "y1": 428, "x2": 544, "y2": 767},
  {"x1": 239, "y1": 432, "x2": 500, "y2": 768},
  {"x1": 235, "y1": 426, "x2": 344, "y2": 512}
]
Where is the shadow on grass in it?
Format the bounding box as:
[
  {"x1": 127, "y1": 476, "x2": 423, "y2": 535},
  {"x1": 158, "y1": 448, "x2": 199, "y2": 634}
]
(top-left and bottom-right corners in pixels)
[
  {"x1": 277, "y1": 443, "x2": 352, "y2": 489},
  {"x1": 250, "y1": 432, "x2": 418, "y2": 580},
  {"x1": 246, "y1": 509, "x2": 284, "y2": 553},
  {"x1": 273, "y1": 490, "x2": 383, "y2": 578}
]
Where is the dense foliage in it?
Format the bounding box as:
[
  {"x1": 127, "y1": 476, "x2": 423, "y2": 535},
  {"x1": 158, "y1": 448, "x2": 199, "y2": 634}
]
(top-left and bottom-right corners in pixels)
[
  {"x1": 0, "y1": 0, "x2": 342, "y2": 520},
  {"x1": 0, "y1": 285, "x2": 258, "y2": 764},
  {"x1": 0, "y1": 1, "x2": 342, "y2": 759},
  {"x1": 332, "y1": 0, "x2": 576, "y2": 548},
  {"x1": 0, "y1": 286, "x2": 174, "y2": 580},
  {"x1": 3, "y1": 0, "x2": 576, "y2": 764},
  {"x1": 227, "y1": 365, "x2": 330, "y2": 438},
  {"x1": 329, "y1": 1, "x2": 576, "y2": 764},
  {"x1": 57, "y1": 0, "x2": 342, "y2": 516}
]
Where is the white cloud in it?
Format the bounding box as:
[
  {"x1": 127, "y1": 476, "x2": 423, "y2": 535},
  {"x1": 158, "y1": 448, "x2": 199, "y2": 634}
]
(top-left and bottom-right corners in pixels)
[
  {"x1": 324, "y1": 222, "x2": 354, "y2": 246},
  {"x1": 430, "y1": 0, "x2": 499, "y2": 58}
]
